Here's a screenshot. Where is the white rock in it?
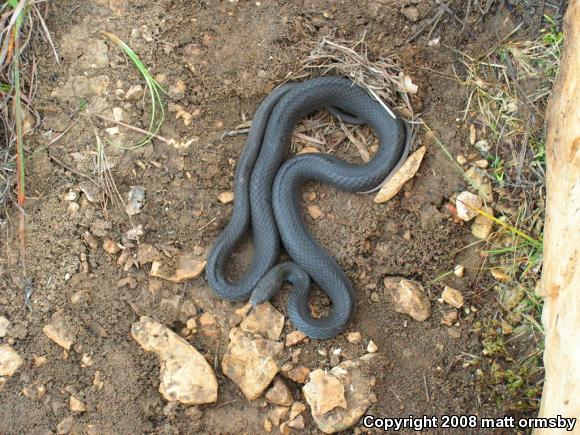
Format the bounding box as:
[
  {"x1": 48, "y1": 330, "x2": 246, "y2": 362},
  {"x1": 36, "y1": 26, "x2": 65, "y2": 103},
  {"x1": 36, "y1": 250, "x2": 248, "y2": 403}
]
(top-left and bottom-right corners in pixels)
[
  {"x1": 112, "y1": 107, "x2": 124, "y2": 122},
  {"x1": 442, "y1": 286, "x2": 465, "y2": 308},
  {"x1": 386, "y1": 277, "x2": 431, "y2": 321},
  {"x1": 0, "y1": 316, "x2": 10, "y2": 338},
  {"x1": 454, "y1": 265, "x2": 465, "y2": 278},
  {"x1": 240, "y1": 302, "x2": 284, "y2": 340},
  {"x1": 217, "y1": 191, "x2": 234, "y2": 204},
  {"x1": 0, "y1": 344, "x2": 24, "y2": 377},
  {"x1": 125, "y1": 84, "x2": 144, "y2": 101},
  {"x1": 70, "y1": 395, "x2": 86, "y2": 412},
  {"x1": 131, "y1": 316, "x2": 218, "y2": 404},
  {"x1": 464, "y1": 167, "x2": 493, "y2": 201},
  {"x1": 456, "y1": 191, "x2": 482, "y2": 221},
  {"x1": 125, "y1": 185, "x2": 146, "y2": 216},
  {"x1": 474, "y1": 139, "x2": 491, "y2": 154},
  {"x1": 43, "y1": 310, "x2": 74, "y2": 350},
  {"x1": 304, "y1": 359, "x2": 375, "y2": 434},
  {"x1": 472, "y1": 206, "x2": 494, "y2": 239},
  {"x1": 302, "y1": 369, "x2": 347, "y2": 416},
  {"x1": 367, "y1": 340, "x2": 378, "y2": 353},
  {"x1": 222, "y1": 327, "x2": 283, "y2": 400}
]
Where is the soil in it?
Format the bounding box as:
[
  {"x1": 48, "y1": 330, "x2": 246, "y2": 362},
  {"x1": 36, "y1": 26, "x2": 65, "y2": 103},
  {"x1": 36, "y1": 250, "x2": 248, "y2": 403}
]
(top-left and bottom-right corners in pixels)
[{"x1": 0, "y1": 1, "x2": 538, "y2": 434}]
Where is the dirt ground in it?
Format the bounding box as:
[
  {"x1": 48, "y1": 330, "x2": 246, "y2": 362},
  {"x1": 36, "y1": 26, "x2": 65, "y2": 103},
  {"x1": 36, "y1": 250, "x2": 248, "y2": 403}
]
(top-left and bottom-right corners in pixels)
[{"x1": 0, "y1": 0, "x2": 542, "y2": 433}]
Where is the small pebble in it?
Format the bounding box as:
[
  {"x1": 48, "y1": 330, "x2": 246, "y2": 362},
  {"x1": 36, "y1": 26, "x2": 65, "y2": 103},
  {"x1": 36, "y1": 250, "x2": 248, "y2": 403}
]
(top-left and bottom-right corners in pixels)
[
  {"x1": 367, "y1": 340, "x2": 378, "y2": 353},
  {"x1": 347, "y1": 332, "x2": 362, "y2": 344},
  {"x1": 217, "y1": 191, "x2": 234, "y2": 204},
  {"x1": 442, "y1": 286, "x2": 465, "y2": 308}
]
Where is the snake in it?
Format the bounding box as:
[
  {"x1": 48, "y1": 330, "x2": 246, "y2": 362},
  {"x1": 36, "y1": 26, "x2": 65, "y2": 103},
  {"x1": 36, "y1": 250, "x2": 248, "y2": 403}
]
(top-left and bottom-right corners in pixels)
[{"x1": 206, "y1": 77, "x2": 409, "y2": 339}]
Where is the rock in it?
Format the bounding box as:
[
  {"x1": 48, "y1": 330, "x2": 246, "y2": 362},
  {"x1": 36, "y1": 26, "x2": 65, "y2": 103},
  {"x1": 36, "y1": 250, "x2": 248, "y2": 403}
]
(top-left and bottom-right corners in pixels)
[
  {"x1": 93, "y1": 371, "x2": 104, "y2": 390},
  {"x1": 474, "y1": 139, "x2": 491, "y2": 154},
  {"x1": 442, "y1": 286, "x2": 464, "y2": 308},
  {"x1": 401, "y1": 6, "x2": 419, "y2": 21},
  {"x1": 307, "y1": 205, "x2": 323, "y2": 219},
  {"x1": 305, "y1": 359, "x2": 375, "y2": 434},
  {"x1": 441, "y1": 310, "x2": 459, "y2": 326},
  {"x1": 0, "y1": 344, "x2": 24, "y2": 377},
  {"x1": 456, "y1": 191, "x2": 482, "y2": 221},
  {"x1": 217, "y1": 191, "x2": 234, "y2": 204},
  {"x1": 285, "y1": 330, "x2": 306, "y2": 347},
  {"x1": 131, "y1": 316, "x2": 218, "y2": 404},
  {"x1": 290, "y1": 401, "x2": 307, "y2": 420},
  {"x1": 222, "y1": 327, "x2": 283, "y2": 400},
  {"x1": 140, "y1": 24, "x2": 154, "y2": 42},
  {"x1": 374, "y1": 146, "x2": 427, "y2": 203},
  {"x1": 473, "y1": 159, "x2": 489, "y2": 169},
  {"x1": 169, "y1": 79, "x2": 186, "y2": 100},
  {"x1": 125, "y1": 84, "x2": 144, "y2": 101},
  {"x1": 266, "y1": 377, "x2": 294, "y2": 406},
  {"x1": 22, "y1": 381, "x2": 47, "y2": 400},
  {"x1": 347, "y1": 332, "x2": 362, "y2": 344},
  {"x1": 264, "y1": 418, "x2": 273, "y2": 432},
  {"x1": 280, "y1": 422, "x2": 291, "y2": 435},
  {"x1": 43, "y1": 310, "x2": 74, "y2": 350},
  {"x1": 464, "y1": 167, "x2": 493, "y2": 201},
  {"x1": 69, "y1": 395, "x2": 86, "y2": 413},
  {"x1": 64, "y1": 190, "x2": 79, "y2": 201},
  {"x1": 81, "y1": 353, "x2": 93, "y2": 368},
  {"x1": 288, "y1": 415, "x2": 305, "y2": 429},
  {"x1": 302, "y1": 369, "x2": 347, "y2": 416},
  {"x1": 471, "y1": 206, "x2": 494, "y2": 239},
  {"x1": 125, "y1": 185, "x2": 145, "y2": 216},
  {"x1": 79, "y1": 181, "x2": 100, "y2": 203},
  {"x1": 285, "y1": 366, "x2": 310, "y2": 384},
  {"x1": 268, "y1": 406, "x2": 290, "y2": 426},
  {"x1": 186, "y1": 318, "x2": 197, "y2": 333},
  {"x1": 240, "y1": 302, "x2": 284, "y2": 340},
  {"x1": 150, "y1": 255, "x2": 206, "y2": 283},
  {"x1": 454, "y1": 265, "x2": 465, "y2": 278},
  {"x1": 0, "y1": 316, "x2": 9, "y2": 337},
  {"x1": 56, "y1": 416, "x2": 74, "y2": 434},
  {"x1": 366, "y1": 340, "x2": 378, "y2": 353},
  {"x1": 491, "y1": 268, "x2": 510, "y2": 281},
  {"x1": 34, "y1": 355, "x2": 48, "y2": 367},
  {"x1": 103, "y1": 237, "x2": 121, "y2": 255},
  {"x1": 112, "y1": 107, "x2": 124, "y2": 122},
  {"x1": 199, "y1": 312, "x2": 219, "y2": 337},
  {"x1": 388, "y1": 278, "x2": 431, "y2": 321}
]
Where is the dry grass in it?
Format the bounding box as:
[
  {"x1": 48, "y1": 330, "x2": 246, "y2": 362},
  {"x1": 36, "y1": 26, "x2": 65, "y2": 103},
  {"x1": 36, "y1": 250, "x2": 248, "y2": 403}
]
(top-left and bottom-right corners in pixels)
[
  {"x1": 279, "y1": 35, "x2": 418, "y2": 157},
  {"x1": 289, "y1": 35, "x2": 417, "y2": 119},
  {"x1": 450, "y1": 16, "x2": 564, "y2": 415},
  {"x1": 0, "y1": 0, "x2": 58, "y2": 289}
]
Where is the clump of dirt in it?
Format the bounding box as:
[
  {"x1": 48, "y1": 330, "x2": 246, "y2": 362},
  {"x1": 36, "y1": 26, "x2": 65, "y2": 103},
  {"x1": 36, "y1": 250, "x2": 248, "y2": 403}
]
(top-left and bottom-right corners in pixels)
[{"x1": 0, "y1": 0, "x2": 546, "y2": 433}]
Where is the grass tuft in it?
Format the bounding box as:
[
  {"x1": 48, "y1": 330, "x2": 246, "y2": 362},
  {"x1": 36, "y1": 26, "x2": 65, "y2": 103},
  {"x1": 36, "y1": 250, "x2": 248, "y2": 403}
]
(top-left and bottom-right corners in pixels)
[{"x1": 101, "y1": 31, "x2": 166, "y2": 149}]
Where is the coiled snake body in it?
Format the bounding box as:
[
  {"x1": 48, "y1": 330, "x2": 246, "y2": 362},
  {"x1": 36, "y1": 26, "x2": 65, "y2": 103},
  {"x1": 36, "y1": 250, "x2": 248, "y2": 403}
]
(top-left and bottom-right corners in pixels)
[{"x1": 206, "y1": 77, "x2": 408, "y2": 338}]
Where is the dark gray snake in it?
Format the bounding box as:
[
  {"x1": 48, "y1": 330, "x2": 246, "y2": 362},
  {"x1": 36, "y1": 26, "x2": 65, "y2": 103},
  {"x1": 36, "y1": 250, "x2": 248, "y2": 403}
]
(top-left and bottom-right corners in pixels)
[{"x1": 206, "y1": 77, "x2": 408, "y2": 339}]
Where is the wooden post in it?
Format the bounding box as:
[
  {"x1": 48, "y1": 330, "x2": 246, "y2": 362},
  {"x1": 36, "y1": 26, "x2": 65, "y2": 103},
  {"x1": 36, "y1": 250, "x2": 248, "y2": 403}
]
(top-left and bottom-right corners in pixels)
[{"x1": 536, "y1": 0, "x2": 580, "y2": 431}]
